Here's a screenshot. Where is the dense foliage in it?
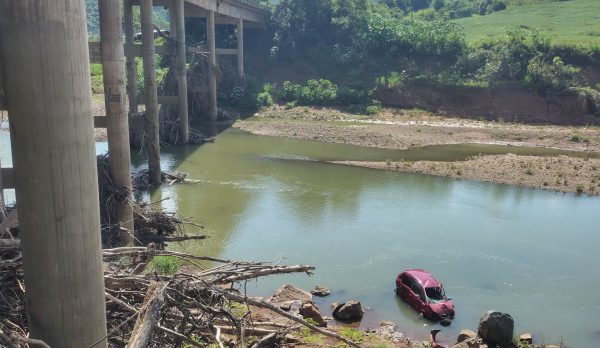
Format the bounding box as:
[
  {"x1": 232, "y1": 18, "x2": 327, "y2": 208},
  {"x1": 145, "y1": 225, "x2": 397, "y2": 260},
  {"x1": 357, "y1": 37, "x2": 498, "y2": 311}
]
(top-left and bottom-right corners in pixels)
[{"x1": 265, "y1": 0, "x2": 599, "y2": 105}]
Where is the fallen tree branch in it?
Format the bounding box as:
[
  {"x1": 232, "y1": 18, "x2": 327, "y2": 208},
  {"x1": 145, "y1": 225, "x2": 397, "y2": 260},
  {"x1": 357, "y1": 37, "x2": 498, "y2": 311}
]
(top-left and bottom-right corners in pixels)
[
  {"x1": 210, "y1": 286, "x2": 362, "y2": 348},
  {"x1": 127, "y1": 281, "x2": 168, "y2": 348}
]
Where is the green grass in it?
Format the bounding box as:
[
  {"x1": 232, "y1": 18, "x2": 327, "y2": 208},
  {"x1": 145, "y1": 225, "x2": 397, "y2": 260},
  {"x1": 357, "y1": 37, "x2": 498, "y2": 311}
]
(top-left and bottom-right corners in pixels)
[
  {"x1": 455, "y1": 0, "x2": 600, "y2": 46},
  {"x1": 147, "y1": 256, "x2": 182, "y2": 275}
]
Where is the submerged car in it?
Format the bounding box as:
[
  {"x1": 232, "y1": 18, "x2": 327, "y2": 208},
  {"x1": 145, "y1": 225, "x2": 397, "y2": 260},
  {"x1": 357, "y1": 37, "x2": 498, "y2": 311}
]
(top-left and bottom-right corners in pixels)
[{"x1": 395, "y1": 269, "x2": 455, "y2": 322}]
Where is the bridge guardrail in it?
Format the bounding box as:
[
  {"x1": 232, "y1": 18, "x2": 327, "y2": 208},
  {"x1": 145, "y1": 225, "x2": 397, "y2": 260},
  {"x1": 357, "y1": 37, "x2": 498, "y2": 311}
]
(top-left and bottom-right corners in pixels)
[{"x1": 236, "y1": 0, "x2": 270, "y2": 11}]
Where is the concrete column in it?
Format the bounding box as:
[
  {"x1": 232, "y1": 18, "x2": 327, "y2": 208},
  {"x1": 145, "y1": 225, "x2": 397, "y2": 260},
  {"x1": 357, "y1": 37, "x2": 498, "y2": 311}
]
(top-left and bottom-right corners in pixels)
[
  {"x1": 237, "y1": 18, "x2": 245, "y2": 81},
  {"x1": 99, "y1": 0, "x2": 135, "y2": 245},
  {"x1": 207, "y1": 11, "x2": 218, "y2": 122},
  {"x1": 0, "y1": 156, "x2": 5, "y2": 222},
  {"x1": 140, "y1": 0, "x2": 162, "y2": 185},
  {"x1": 169, "y1": 1, "x2": 177, "y2": 38},
  {"x1": 0, "y1": 1, "x2": 108, "y2": 346},
  {"x1": 124, "y1": 0, "x2": 138, "y2": 114},
  {"x1": 174, "y1": 0, "x2": 189, "y2": 143}
]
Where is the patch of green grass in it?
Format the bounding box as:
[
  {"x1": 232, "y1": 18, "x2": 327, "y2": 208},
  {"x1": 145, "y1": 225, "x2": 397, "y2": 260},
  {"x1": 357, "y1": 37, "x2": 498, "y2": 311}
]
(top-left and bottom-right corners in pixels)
[
  {"x1": 339, "y1": 327, "x2": 366, "y2": 343},
  {"x1": 90, "y1": 63, "x2": 103, "y2": 77},
  {"x1": 299, "y1": 327, "x2": 324, "y2": 344},
  {"x1": 455, "y1": 0, "x2": 600, "y2": 46},
  {"x1": 147, "y1": 256, "x2": 182, "y2": 275},
  {"x1": 570, "y1": 134, "x2": 582, "y2": 142}
]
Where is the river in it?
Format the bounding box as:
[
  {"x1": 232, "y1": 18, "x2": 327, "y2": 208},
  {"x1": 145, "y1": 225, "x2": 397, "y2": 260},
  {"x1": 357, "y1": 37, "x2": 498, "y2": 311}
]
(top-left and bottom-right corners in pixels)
[{"x1": 2, "y1": 128, "x2": 600, "y2": 346}]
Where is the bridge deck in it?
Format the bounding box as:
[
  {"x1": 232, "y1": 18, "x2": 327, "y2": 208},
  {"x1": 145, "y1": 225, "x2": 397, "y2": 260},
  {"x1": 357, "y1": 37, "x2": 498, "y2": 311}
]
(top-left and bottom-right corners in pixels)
[{"x1": 135, "y1": 0, "x2": 270, "y2": 24}]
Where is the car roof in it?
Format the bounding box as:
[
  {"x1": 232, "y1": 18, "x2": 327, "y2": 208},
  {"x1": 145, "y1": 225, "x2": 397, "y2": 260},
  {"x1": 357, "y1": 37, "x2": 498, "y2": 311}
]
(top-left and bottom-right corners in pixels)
[{"x1": 404, "y1": 269, "x2": 442, "y2": 288}]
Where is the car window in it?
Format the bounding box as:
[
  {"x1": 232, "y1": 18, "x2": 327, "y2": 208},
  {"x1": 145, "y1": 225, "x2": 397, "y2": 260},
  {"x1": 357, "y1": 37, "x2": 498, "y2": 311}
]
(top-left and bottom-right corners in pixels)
[
  {"x1": 400, "y1": 274, "x2": 413, "y2": 288},
  {"x1": 410, "y1": 282, "x2": 426, "y2": 302},
  {"x1": 425, "y1": 287, "x2": 445, "y2": 302}
]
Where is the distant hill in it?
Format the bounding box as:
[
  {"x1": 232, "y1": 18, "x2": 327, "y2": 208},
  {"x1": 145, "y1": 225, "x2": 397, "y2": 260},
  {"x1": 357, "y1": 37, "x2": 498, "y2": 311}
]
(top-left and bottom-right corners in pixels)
[{"x1": 455, "y1": 0, "x2": 600, "y2": 46}]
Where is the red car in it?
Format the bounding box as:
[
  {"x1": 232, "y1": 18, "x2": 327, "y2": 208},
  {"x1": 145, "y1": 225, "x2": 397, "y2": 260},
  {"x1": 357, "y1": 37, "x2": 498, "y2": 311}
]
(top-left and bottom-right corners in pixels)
[{"x1": 395, "y1": 269, "x2": 455, "y2": 322}]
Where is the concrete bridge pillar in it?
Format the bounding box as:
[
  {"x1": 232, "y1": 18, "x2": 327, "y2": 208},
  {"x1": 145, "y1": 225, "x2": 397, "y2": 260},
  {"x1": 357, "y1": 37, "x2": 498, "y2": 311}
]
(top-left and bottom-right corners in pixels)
[
  {"x1": 0, "y1": 0, "x2": 108, "y2": 346},
  {"x1": 124, "y1": 0, "x2": 138, "y2": 114},
  {"x1": 140, "y1": 0, "x2": 162, "y2": 185},
  {"x1": 174, "y1": 0, "x2": 189, "y2": 143},
  {"x1": 237, "y1": 18, "x2": 245, "y2": 81},
  {"x1": 99, "y1": 0, "x2": 135, "y2": 245},
  {"x1": 0, "y1": 156, "x2": 4, "y2": 222},
  {"x1": 208, "y1": 11, "x2": 218, "y2": 122}
]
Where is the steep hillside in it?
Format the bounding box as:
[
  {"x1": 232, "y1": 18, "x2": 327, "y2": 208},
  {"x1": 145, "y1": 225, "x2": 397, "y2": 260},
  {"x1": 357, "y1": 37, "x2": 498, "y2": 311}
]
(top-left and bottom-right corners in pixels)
[{"x1": 455, "y1": 0, "x2": 600, "y2": 46}]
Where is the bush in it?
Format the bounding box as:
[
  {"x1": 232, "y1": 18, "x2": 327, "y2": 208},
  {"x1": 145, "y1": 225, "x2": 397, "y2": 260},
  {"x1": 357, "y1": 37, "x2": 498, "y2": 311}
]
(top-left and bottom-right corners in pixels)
[
  {"x1": 365, "y1": 104, "x2": 382, "y2": 115},
  {"x1": 525, "y1": 56, "x2": 580, "y2": 94},
  {"x1": 256, "y1": 91, "x2": 274, "y2": 108}
]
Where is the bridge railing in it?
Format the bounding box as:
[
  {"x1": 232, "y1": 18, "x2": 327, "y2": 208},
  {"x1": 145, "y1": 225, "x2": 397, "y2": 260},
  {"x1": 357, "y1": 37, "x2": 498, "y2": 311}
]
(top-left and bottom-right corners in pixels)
[{"x1": 236, "y1": 0, "x2": 270, "y2": 10}]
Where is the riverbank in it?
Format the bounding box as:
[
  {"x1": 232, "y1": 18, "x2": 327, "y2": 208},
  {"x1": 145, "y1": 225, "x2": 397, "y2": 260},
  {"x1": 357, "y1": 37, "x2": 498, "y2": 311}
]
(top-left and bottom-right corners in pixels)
[{"x1": 234, "y1": 105, "x2": 600, "y2": 195}]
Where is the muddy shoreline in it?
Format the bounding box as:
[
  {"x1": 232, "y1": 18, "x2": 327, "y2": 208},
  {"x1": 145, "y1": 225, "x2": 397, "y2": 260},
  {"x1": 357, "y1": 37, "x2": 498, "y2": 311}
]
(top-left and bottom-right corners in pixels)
[{"x1": 234, "y1": 106, "x2": 600, "y2": 195}]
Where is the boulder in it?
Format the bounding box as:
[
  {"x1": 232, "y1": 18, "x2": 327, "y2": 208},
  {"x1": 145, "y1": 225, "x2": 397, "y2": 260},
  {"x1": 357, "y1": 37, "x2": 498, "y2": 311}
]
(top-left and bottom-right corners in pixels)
[
  {"x1": 299, "y1": 302, "x2": 327, "y2": 327},
  {"x1": 456, "y1": 329, "x2": 477, "y2": 344},
  {"x1": 332, "y1": 300, "x2": 364, "y2": 321},
  {"x1": 519, "y1": 333, "x2": 533, "y2": 344},
  {"x1": 269, "y1": 284, "x2": 312, "y2": 303},
  {"x1": 477, "y1": 311, "x2": 514, "y2": 346},
  {"x1": 311, "y1": 285, "x2": 331, "y2": 297},
  {"x1": 453, "y1": 337, "x2": 488, "y2": 348}
]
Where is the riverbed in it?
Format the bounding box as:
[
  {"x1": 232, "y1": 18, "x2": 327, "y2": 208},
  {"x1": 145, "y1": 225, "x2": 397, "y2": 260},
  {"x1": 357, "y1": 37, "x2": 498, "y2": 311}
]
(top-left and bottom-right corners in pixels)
[{"x1": 2, "y1": 128, "x2": 600, "y2": 346}]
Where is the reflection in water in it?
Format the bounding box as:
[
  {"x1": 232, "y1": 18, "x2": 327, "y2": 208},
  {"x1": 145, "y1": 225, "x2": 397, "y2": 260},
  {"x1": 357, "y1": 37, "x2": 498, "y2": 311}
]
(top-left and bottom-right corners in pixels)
[{"x1": 2, "y1": 129, "x2": 600, "y2": 346}]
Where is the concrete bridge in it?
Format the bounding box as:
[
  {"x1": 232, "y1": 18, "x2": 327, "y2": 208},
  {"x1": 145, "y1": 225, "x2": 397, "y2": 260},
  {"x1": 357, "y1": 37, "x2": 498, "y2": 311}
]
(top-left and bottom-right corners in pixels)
[{"x1": 0, "y1": 0, "x2": 268, "y2": 346}]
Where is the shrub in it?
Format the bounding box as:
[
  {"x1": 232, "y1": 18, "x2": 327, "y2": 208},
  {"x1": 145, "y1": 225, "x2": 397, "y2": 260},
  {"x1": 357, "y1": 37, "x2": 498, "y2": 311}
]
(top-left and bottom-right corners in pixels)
[
  {"x1": 256, "y1": 91, "x2": 273, "y2": 108},
  {"x1": 525, "y1": 56, "x2": 580, "y2": 94},
  {"x1": 366, "y1": 104, "x2": 382, "y2": 115}
]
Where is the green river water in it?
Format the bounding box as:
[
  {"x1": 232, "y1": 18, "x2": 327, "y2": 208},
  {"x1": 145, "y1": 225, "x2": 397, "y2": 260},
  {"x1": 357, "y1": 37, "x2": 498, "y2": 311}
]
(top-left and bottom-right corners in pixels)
[{"x1": 2, "y1": 128, "x2": 600, "y2": 347}]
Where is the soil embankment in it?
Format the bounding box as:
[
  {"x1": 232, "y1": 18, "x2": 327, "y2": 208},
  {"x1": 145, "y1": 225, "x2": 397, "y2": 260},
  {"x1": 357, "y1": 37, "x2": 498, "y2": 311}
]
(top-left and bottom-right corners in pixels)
[
  {"x1": 375, "y1": 85, "x2": 600, "y2": 125},
  {"x1": 234, "y1": 106, "x2": 600, "y2": 195}
]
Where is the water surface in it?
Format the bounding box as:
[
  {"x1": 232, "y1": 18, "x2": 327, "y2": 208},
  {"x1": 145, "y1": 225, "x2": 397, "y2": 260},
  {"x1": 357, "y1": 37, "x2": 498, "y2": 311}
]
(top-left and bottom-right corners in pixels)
[{"x1": 147, "y1": 129, "x2": 600, "y2": 347}]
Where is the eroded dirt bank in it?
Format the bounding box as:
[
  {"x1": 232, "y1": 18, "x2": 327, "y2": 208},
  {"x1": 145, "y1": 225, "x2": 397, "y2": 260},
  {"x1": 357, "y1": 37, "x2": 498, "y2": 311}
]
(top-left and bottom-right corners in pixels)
[{"x1": 234, "y1": 106, "x2": 600, "y2": 195}]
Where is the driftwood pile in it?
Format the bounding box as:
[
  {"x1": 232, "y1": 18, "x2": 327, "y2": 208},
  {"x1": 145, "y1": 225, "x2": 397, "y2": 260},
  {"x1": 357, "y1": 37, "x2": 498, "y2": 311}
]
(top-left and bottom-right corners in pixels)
[
  {"x1": 0, "y1": 240, "x2": 363, "y2": 348},
  {"x1": 98, "y1": 155, "x2": 206, "y2": 248}
]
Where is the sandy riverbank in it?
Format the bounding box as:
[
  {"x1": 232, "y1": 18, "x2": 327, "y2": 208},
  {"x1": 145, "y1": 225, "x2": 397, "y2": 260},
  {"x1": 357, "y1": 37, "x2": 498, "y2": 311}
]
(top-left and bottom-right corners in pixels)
[{"x1": 234, "y1": 105, "x2": 600, "y2": 195}]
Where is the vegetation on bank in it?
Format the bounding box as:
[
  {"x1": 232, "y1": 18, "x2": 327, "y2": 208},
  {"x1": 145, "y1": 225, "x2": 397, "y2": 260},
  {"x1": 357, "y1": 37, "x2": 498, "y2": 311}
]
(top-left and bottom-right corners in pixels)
[{"x1": 245, "y1": 0, "x2": 600, "y2": 116}]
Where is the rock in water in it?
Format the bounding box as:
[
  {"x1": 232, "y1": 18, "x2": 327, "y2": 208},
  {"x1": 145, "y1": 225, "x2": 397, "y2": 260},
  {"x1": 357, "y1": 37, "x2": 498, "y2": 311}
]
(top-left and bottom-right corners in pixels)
[
  {"x1": 311, "y1": 285, "x2": 331, "y2": 297},
  {"x1": 456, "y1": 329, "x2": 477, "y2": 344},
  {"x1": 332, "y1": 300, "x2": 364, "y2": 321},
  {"x1": 299, "y1": 302, "x2": 327, "y2": 327},
  {"x1": 269, "y1": 284, "x2": 313, "y2": 303},
  {"x1": 477, "y1": 311, "x2": 514, "y2": 345}
]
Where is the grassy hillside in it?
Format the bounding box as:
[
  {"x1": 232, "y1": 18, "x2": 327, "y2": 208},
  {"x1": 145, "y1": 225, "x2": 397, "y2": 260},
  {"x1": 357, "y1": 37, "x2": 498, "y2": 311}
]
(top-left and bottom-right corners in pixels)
[{"x1": 455, "y1": 0, "x2": 600, "y2": 46}]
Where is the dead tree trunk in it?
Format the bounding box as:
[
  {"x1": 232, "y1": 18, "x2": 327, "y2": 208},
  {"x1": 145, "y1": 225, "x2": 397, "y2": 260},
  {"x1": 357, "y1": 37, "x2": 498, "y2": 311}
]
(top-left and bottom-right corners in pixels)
[
  {"x1": 126, "y1": 281, "x2": 167, "y2": 348},
  {"x1": 0, "y1": 1, "x2": 108, "y2": 346}
]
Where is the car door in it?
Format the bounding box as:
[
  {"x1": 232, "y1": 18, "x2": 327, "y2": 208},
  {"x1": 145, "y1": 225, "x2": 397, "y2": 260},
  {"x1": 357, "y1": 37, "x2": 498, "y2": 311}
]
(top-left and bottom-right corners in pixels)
[{"x1": 409, "y1": 281, "x2": 427, "y2": 314}]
